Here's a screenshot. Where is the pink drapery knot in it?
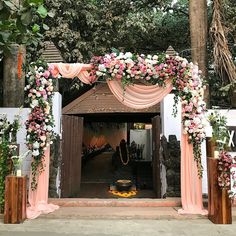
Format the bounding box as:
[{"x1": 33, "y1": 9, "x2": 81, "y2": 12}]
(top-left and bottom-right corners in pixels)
[{"x1": 49, "y1": 63, "x2": 96, "y2": 84}]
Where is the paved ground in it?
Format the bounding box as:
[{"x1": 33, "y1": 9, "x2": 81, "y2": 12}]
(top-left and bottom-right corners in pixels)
[
  {"x1": 0, "y1": 207, "x2": 236, "y2": 235},
  {"x1": 0, "y1": 218, "x2": 236, "y2": 236}
]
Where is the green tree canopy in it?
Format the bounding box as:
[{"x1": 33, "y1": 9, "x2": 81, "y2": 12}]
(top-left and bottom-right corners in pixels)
[{"x1": 44, "y1": 0, "x2": 189, "y2": 62}]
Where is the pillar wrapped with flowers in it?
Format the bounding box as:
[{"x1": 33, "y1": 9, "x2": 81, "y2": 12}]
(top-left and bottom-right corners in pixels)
[{"x1": 207, "y1": 111, "x2": 236, "y2": 224}]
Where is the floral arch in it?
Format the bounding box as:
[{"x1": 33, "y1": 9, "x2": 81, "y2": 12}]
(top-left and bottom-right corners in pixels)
[{"x1": 25, "y1": 52, "x2": 207, "y2": 219}]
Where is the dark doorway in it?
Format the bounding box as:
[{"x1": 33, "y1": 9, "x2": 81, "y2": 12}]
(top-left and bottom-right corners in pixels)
[
  {"x1": 61, "y1": 113, "x2": 162, "y2": 198},
  {"x1": 74, "y1": 114, "x2": 161, "y2": 198}
]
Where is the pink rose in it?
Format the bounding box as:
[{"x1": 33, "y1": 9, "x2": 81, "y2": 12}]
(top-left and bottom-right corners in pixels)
[{"x1": 44, "y1": 70, "x2": 50, "y2": 78}]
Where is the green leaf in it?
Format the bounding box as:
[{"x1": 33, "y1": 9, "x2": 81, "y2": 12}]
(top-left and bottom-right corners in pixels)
[
  {"x1": 0, "y1": 32, "x2": 10, "y2": 42},
  {"x1": 32, "y1": 23, "x2": 40, "y2": 32},
  {"x1": 3, "y1": 0, "x2": 16, "y2": 11},
  {"x1": 43, "y1": 23, "x2": 49, "y2": 30},
  {"x1": 16, "y1": 18, "x2": 26, "y2": 32},
  {"x1": 37, "y1": 5, "x2": 47, "y2": 18},
  {"x1": 0, "y1": 2, "x2": 4, "y2": 10},
  {"x1": 27, "y1": 0, "x2": 44, "y2": 6},
  {"x1": 21, "y1": 11, "x2": 32, "y2": 26},
  {"x1": 47, "y1": 11, "x2": 55, "y2": 18}
]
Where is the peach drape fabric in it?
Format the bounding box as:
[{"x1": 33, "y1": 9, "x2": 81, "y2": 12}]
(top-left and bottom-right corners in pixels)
[
  {"x1": 50, "y1": 63, "x2": 94, "y2": 84},
  {"x1": 178, "y1": 134, "x2": 207, "y2": 215},
  {"x1": 27, "y1": 147, "x2": 59, "y2": 219},
  {"x1": 107, "y1": 79, "x2": 173, "y2": 109}
]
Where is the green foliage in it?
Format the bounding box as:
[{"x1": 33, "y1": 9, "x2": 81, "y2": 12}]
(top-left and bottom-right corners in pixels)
[
  {"x1": 44, "y1": 0, "x2": 189, "y2": 62},
  {"x1": 0, "y1": 141, "x2": 9, "y2": 213},
  {"x1": 41, "y1": 0, "x2": 190, "y2": 105},
  {"x1": 224, "y1": 0, "x2": 236, "y2": 48},
  {"x1": 208, "y1": 110, "x2": 229, "y2": 150},
  {"x1": 0, "y1": 0, "x2": 50, "y2": 55}
]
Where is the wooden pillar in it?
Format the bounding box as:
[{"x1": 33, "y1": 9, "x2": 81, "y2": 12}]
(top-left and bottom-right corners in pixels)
[
  {"x1": 3, "y1": 44, "x2": 26, "y2": 107},
  {"x1": 207, "y1": 158, "x2": 232, "y2": 224},
  {"x1": 206, "y1": 137, "x2": 216, "y2": 158},
  {"x1": 4, "y1": 175, "x2": 27, "y2": 224}
]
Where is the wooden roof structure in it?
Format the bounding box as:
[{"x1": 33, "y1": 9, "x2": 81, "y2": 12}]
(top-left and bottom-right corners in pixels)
[
  {"x1": 41, "y1": 41, "x2": 63, "y2": 63},
  {"x1": 62, "y1": 83, "x2": 160, "y2": 115}
]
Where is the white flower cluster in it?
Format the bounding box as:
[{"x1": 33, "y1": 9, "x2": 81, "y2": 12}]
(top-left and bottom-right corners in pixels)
[
  {"x1": 25, "y1": 64, "x2": 54, "y2": 159},
  {"x1": 181, "y1": 64, "x2": 207, "y2": 144}
]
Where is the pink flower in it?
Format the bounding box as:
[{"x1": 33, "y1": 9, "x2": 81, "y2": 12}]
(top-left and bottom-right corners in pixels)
[{"x1": 44, "y1": 70, "x2": 50, "y2": 78}]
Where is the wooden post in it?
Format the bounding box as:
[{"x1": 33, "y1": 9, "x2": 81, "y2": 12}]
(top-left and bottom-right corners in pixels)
[
  {"x1": 207, "y1": 158, "x2": 232, "y2": 224},
  {"x1": 4, "y1": 175, "x2": 27, "y2": 224}
]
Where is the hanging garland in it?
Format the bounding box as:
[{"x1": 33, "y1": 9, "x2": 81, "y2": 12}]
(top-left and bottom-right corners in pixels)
[
  {"x1": 25, "y1": 60, "x2": 56, "y2": 190},
  {"x1": 90, "y1": 52, "x2": 207, "y2": 176}
]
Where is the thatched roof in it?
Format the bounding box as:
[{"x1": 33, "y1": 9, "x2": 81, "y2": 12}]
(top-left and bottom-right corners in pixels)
[{"x1": 62, "y1": 83, "x2": 160, "y2": 115}]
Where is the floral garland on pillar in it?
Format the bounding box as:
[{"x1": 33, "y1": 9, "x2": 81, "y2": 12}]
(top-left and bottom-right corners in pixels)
[
  {"x1": 90, "y1": 52, "x2": 207, "y2": 176},
  {"x1": 25, "y1": 60, "x2": 55, "y2": 190}
]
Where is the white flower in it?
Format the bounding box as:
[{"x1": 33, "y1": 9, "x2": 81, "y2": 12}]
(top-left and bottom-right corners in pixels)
[
  {"x1": 31, "y1": 99, "x2": 38, "y2": 108},
  {"x1": 96, "y1": 71, "x2": 103, "y2": 77},
  {"x1": 184, "y1": 120, "x2": 191, "y2": 127},
  {"x1": 152, "y1": 55, "x2": 158, "y2": 60},
  {"x1": 32, "y1": 149, "x2": 39, "y2": 156},
  {"x1": 183, "y1": 87, "x2": 189, "y2": 93},
  {"x1": 104, "y1": 54, "x2": 111, "y2": 59},
  {"x1": 125, "y1": 58, "x2": 133, "y2": 64},
  {"x1": 124, "y1": 52, "x2": 133, "y2": 58},
  {"x1": 197, "y1": 107, "x2": 202, "y2": 113},
  {"x1": 40, "y1": 136, "x2": 47, "y2": 142},
  {"x1": 33, "y1": 141, "x2": 40, "y2": 149},
  {"x1": 48, "y1": 86, "x2": 54, "y2": 92},
  {"x1": 41, "y1": 78, "x2": 47, "y2": 85},
  {"x1": 193, "y1": 117, "x2": 201, "y2": 124},
  {"x1": 98, "y1": 64, "x2": 106, "y2": 72},
  {"x1": 47, "y1": 126, "x2": 53, "y2": 131}
]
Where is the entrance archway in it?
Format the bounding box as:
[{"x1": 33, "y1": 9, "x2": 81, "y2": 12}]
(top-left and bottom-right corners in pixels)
[{"x1": 26, "y1": 51, "x2": 208, "y2": 218}]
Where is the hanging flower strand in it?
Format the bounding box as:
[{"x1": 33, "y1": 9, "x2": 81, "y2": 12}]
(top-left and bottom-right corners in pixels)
[{"x1": 25, "y1": 60, "x2": 56, "y2": 190}]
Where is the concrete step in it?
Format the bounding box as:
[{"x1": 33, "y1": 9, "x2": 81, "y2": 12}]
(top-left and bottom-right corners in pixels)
[
  {"x1": 39, "y1": 206, "x2": 209, "y2": 220},
  {"x1": 49, "y1": 198, "x2": 182, "y2": 207}
]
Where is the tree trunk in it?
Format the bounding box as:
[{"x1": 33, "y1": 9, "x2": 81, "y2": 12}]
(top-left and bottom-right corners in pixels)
[
  {"x1": 189, "y1": 0, "x2": 209, "y2": 105},
  {"x1": 3, "y1": 44, "x2": 26, "y2": 107}
]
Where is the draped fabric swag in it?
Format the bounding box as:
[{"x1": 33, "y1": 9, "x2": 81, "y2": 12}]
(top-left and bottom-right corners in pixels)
[
  {"x1": 27, "y1": 147, "x2": 59, "y2": 219},
  {"x1": 107, "y1": 79, "x2": 173, "y2": 109},
  {"x1": 27, "y1": 63, "x2": 206, "y2": 219},
  {"x1": 50, "y1": 63, "x2": 94, "y2": 84}
]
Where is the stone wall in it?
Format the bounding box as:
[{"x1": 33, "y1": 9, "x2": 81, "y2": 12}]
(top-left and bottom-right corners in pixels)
[{"x1": 161, "y1": 135, "x2": 180, "y2": 197}]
